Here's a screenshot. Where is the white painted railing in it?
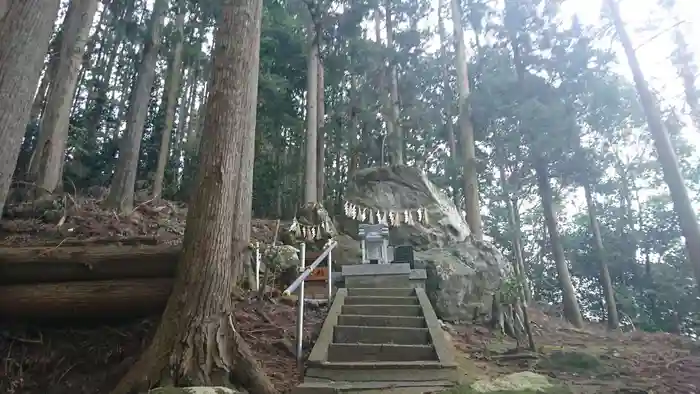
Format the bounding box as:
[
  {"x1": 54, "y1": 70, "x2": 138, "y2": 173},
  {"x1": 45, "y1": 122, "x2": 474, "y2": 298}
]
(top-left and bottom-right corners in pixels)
[{"x1": 282, "y1": 239, "x2": 337, "y2": 365}]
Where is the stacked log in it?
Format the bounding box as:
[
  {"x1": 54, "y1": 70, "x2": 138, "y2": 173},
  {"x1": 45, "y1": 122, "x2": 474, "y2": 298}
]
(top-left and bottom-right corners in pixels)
[{"x1": 0, "y1": 240, "x2": 181, "y2": 320}]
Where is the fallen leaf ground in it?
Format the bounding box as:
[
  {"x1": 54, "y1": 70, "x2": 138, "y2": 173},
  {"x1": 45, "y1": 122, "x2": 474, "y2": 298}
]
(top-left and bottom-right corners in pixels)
[{"x1": 447, "y1": 307, "x2": 700, "y2": 393}]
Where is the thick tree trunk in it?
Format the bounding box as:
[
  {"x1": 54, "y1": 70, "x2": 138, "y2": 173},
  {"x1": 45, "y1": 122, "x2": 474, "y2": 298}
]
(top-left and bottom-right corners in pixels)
[
  {"x1": 535, "y1": 159, "x2": 584, "y2": 328},
  {"x1": 606, "y1": 0, "x2": 700, "y2": 289},
  {"x1": 30, "y1": 0, "x2": 99, "y2": 194},
  {"x1": 450, "y1": 0, "x2": 482, "y2": 240},
  {"x1": 110, "y1": 0, "x2": 275, "y2": 391},
  {"x1": 304, "y1": 25, "x2": 319, "y2": 204},
  {"x1": 0, "y1": 278, "x2": 171, "y2": 320},
  {"x1": 105, "y1": 0, "x2": 167, "y2": 213},
  {"x1": 0, "y1": 0, "x2": 60, "y2": 216},
  {"x1": 384, "y1": 0, "x2": 403, "y2": 165},
  {"x1": 583, "y1": 183, "x2": 619, "y2": 329},
  {"x1": 153, "y1": 2, "x2": 186, "y2": 199}
]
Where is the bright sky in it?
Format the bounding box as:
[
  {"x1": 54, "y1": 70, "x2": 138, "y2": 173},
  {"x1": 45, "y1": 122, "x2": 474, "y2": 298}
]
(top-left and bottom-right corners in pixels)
[{"x1": 559, "y1": 0, "x2": 700, "y2": 216}]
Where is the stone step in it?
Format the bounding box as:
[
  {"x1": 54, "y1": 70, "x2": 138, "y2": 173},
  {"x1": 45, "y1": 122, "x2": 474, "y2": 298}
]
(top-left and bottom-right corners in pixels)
[
  {"x1": 341, "y1": 304, "x2": 422, "y2": 317},
  {"x1": 347, "y1": 288, "x2": 416, "y2": 297},
  {"x1": 344, "y1": 296, "x2": 419, "y2": 306},
  {"x1": 333, "y1": 325, "x2": 431, "y2": 345},
  {"x1": 338, "y1": 314, "x2": 427, "y2": 328},
  {"x1": 327, "y1": 343, "x2": 438, "y2": 362},
  {"x1": 305, "y1": 361, "x2": 457, "y2": 382},
  {"x1": 342, "y1": 263, "x2": 412, "y2": 288},
  {"x1": 292, "y1": 379, "x2": 454, "y2": 393}
]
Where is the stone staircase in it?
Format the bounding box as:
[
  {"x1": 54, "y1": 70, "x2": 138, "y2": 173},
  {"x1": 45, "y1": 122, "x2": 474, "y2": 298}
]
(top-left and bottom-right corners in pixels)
[{"x1": 293, "y1": 263, "x2": 458, "y2": 393}]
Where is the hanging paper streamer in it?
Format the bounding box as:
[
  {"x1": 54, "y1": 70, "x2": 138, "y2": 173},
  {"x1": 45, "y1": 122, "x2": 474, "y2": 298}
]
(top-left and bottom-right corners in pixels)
[
  {"x1": 343, "y1": 201, "x2": 428, "y2": 227},
  {"x1": 341, "y1": 198, "x2": 429, "y2": 227}
]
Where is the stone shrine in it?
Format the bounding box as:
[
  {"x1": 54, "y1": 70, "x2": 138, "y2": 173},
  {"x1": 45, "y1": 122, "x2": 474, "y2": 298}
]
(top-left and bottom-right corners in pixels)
[{"x1": 358, "y1": 223, "x2": 393, "y2": 264}]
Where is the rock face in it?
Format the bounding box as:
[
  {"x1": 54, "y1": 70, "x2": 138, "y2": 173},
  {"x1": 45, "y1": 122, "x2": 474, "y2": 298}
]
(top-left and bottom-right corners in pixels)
[
  {"x1": 344, "y1": 166, "x2": 469, "y2": 249},
  {"x1": 419, "y1": 239, "x2": 511, "y2": 322},
  {"x1": 342, "y1": 165, "x2": 510, "y2": 322},
  {"x1": 146, "y1": 387, "x2": 240, "y2": 394},
  {"x1": 264, "y1": 244, "x2": 300, "y2": 271}
]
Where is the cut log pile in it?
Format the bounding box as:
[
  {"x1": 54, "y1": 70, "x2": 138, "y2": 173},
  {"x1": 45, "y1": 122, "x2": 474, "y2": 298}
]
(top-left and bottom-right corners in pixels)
[{"x1": 0, "y1": 239, "x2": 181, "y2": 320}]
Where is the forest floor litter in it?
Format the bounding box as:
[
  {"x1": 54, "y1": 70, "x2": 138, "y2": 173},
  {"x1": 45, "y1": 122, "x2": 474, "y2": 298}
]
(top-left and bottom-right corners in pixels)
[
  {"x1": 1, "y1": 195, "x2": 700, "y2": 393},
  {"x1": 448, "y1": 307, "x2": 700, "y2": 393}
]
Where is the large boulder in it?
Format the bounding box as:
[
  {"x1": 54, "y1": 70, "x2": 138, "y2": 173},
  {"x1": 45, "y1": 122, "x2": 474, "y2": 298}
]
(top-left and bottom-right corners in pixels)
[
  {"x1": 263, "y1": 244, "x2": 300, "y2": 271},
  {"x1": 419, "y1": 239, "x2": 511, "y2": 322},
  {"x1": 344, "y1": 166, "x2": 469, "y2": 249}
]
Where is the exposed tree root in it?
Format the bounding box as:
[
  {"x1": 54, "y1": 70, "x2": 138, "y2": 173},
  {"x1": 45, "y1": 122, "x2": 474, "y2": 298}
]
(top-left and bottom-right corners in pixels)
[{"x1": 110, "y1": 312, "x2": 277, "y2": 394}]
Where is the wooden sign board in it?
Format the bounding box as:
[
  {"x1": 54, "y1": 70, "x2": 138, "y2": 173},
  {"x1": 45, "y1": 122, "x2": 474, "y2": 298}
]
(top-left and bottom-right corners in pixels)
[{"x1": 306, "y1": 266, "x2": 328, "y2": 282}]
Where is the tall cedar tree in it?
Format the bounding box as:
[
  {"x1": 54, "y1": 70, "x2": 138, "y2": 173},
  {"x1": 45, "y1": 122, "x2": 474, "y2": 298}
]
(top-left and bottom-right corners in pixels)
[
  {"x1": 109, "y1": 0, "x2": 276, "y2": 392},
  {"x1": 0, "y1": 0, "x2": 60, "y2": 215}
]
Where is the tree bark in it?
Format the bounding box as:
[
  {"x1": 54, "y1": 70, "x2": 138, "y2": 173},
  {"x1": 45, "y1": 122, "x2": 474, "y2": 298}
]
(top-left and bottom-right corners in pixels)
[
  {"x1": 348, "y1": 70, "x2": 359, "y2": 180},
  {"x1": 535, "y1": 159, "x2": 584, "y2": 328},
  {"x1": 583, "y1": 183, "x2": 619, "y2": 329},
  {"x1": 450, "y1": 0, "x2": 482, "y2": 240},
  {"x1": 28, "y1": 0, "x2": 99, "y2": 194},
  {"x1": 152, "y1": 1, "x2": 186, "y2": 199},
  {"x1": 606, "y1": 0, "x2": 700, "y2": 289},
  {"x1": 105, "y1": 0, "x2": 167, "y2": 213},
  {"x1": 0, "y1": 278, "x2": 171, "y2": 320},
  {"x1": 437, "y1": 0, "x2": 459, "y2": 206},
  {"x1": 316, "y1": 57, "x2": 325, "y2": 202},
  {"x1": 496, "y1": 159, "x2": 531, "y2": 303},
  {"x1": 384, "y1": 0, "x2": 403, "y2": 165},
  {"x1": 110, "y1": 0, "x2": 275, "y2": 391},
  {"x1": 304, "y1": 23, "x2": 319, "y2": 204},
  {"x1": 0, "y1": 0, "x2": 60, "y2": 216}
]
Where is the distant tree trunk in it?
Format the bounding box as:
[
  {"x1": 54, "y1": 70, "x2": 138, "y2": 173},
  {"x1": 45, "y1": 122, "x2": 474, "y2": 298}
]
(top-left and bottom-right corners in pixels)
[
  {"x1": 607, "y1": 0, "x2": 700, "y2": 289},
  {"x1": 373, "y1": 9, "x2": 387, "y2": 167},
  {"x1": 316, "y1": 57, "x2": 325, "y2": 202},
  {"x1": 109, "y1": 0, "x2": 275, "y2": 391},
  {"x1": 348, "y1": 70, "x2": 359, "y2": 180},
  {"x1": 29, "y1": 0, "x2": 99, "y2": 194},
  {"x1": 584, "y1": 183, "x2": 619, "y2": 329},
  {"x1": 304, "y1": 23, "x2": 318, "y2": 204},
  {"x1": 511, "y1": 196, "x2": 530, "y2": 302},
  {"x1": 384, "y1": 0, "x2": 403, "y2": 165},
  {"x1": 450, "y1": 0, "x2": 482, "y2": 240},
  {"x1": 30, "y1": 37, "x2": 62, "y2": 125},
  {"x1": 105, "y1": 0, "x2": 167, "y2": 213},
  {"x1": 152, "y1": 1, "x2": 185, "y2": 199},
  {"x1": 535, "y1": 159, "x2": 584, "y2": 328},
  {"x1": 437, "y1": 0, "x2": 459, "y2": 206},
  {"x1": 496, "y1": 158, "x2": 531, "y2": 303},
  {"x1": 0, "y1": 0, "x2": 60, "y2": 215},
  {"x1": 670, "y1": 29, "x2": 700, "y2": 130},
  {"x1": 177, "y1": 65, "x2": 196, "y2": 158}
]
